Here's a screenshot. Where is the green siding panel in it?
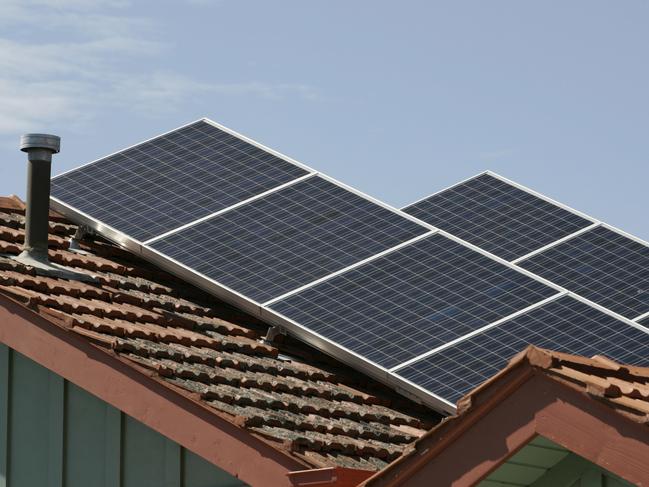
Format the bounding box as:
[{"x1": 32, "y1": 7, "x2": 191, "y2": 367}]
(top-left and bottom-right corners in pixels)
[
  {"x1": 65, "y1": 382, "x2": 121, "y2": 487},
  {"x1": 581, "y1": 468, "x2": 603, "y2": 487},
  {"x1": 605, "y1": 474, "x2": 635, "y2": 487},
  {"x1": 123, "y1": 416, "x2": 171, "y2": 487},
  {"x1": 164, "y1": 439, "x2": 181, "y2": 487},
  {"x1": 0, "y1": 344, "x2": 8, "y2": 487},
  {"x1": 183, "y1": 450, "x2": 247, "y2": 487},
  {"x1": 48, "y1": 374, "x2": 64, "y2": 487},
  {"x1": 8, "y1": 351, "x2": 52, "y2": 487},
  {"x1": 483, "y1": 436, "x2": 637, "y2": 487},
  {"x1": 104, "y1": 406, "x2": 121, "y2": 487},
  {"x1": 488, "y1": 462, "x2": 547, "y2": 485},
  {"x1": 508, "y1": 444, "x2": 569, "y2": 469}
]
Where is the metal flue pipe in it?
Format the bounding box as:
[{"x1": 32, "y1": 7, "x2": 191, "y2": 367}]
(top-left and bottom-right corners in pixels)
[
  {"x1": 19, "y1": 133, "x2": 60, "y2": 264},
  {"x1": 15, "y1": 134, "x2": 94, "y2": 281}
]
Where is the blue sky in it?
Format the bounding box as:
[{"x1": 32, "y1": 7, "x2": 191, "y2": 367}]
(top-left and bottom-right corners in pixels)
[{"x1": 1, "y1": 1, "x2": 648, "y2": 239}]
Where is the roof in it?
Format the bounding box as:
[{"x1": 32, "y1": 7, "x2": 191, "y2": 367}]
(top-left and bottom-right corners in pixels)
[
  {"x1": 363, "y1": 345, "x2": 649, "y2": 486},
  {"x1": 506, "y1": 347, "x2": 649, "y2": 422},
  {"x1": 452, "y1": 345, "x2": 649, "y2": 424},
  {"x1": 0, "y1": 196, "x2": 440, "y2": 476}
]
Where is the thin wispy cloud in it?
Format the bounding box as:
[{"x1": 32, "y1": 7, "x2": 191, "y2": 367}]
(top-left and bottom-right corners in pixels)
[
  {"x1": 1, "y1": 0, "x2": 144, "y2": 37},
  {"x1": 111, "y1": 75, "x2": 319, "y2": 108},
  {"x1": 0, "y1": 0, "x2": 319, "y2": 136}
]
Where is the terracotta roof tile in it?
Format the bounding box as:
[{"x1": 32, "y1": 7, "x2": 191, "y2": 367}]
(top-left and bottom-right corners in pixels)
[
  {"x1": 525, "y1": 348, "x2": 649, "y2": 422},
  {"x1": 0, "y1": 201, "x2": 438, "y2": 471},
  {"x1": 301, "y1": 451, "x2": 389, "y2": 471}
]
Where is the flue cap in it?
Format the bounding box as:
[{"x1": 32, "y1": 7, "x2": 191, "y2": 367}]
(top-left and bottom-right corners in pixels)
[{"x1": 20, "y1": 134, "x2": 61, "y2": 154}]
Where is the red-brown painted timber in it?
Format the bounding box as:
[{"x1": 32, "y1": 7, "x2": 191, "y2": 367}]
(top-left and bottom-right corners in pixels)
[{"x1": 288, "y1": 467, "x2": 374, "y2": 486}]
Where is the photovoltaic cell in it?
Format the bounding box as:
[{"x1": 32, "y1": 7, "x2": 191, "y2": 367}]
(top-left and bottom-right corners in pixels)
[
  {"x1": 403, "y1": 173, "x2": 593, "y2": 261},
  {"x1": 51, "y1": 120, "x2": 309, "y2": 242},
  {"x1": 519, "y1": 226, "x2": 649, "y2": 319},
  {"x1": 151, "y1": 176, "x2": 428, "y2": 303},
  {"x1": 396, "y1": 296, "x2": 649, "y2": 404},
  {"x1": 270, "y1": 233, "x2": 556, "y2": 369}
]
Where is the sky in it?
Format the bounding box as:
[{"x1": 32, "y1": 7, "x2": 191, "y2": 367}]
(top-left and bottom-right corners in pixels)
[{"x1": 1, "y1": 1, "x2": 648, "y2": 239}]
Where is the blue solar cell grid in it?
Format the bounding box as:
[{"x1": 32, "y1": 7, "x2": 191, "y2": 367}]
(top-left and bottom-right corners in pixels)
[
  {"x1": 151, "y1": 176, "x2": 428, "y2": 303},
  {"x1": 519, "y1": 226, "x2": 649, "y2": 319},
  {"x1": 404, "y1": 173, "x2": 593, "y2": 261},
  {"x1": 270, "y1": 233, "x2": 556, "y2": 369},
  {"x1": 397, "y1": 296, "x2": 649, "y2": 404},
  {"x1": 52, "y1": 120, "x2": 309, "y2": 242}
]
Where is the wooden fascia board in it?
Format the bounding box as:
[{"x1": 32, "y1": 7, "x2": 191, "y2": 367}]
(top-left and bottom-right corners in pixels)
[
  {"x1": 287, "y1": 467, "x2": 374, "y2": 486},
  {"x1": 0, "y1": 293, "x2": 308, "y2": 487}
]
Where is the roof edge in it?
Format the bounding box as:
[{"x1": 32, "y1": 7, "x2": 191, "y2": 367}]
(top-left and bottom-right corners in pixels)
[{"x1": 360, "y1": 346, "x2": 649, "y2": 487}]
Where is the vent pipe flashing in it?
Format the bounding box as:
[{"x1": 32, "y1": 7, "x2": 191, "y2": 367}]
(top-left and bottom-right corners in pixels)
[{"x1": 15, "y1": 134, "x2": 95, "y2": 281}]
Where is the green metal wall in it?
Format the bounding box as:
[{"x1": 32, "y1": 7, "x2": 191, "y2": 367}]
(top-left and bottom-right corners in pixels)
[
  {"x1": 478, "y1": 436, "x2": 634, "y2": 487},
  {"x1": 0, "y1": 344, "x2": 247, "y2": 487}
]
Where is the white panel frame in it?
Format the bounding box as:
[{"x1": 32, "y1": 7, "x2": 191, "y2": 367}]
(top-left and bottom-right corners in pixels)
[
  {"x1": 390, "y1": 292, "x2": 568, "y2": 372},
  {"x1": 263, "y1": 231, "x2": 436, "y2": 306},
  {"x1": 144, "y1": 173, "x2": 316, "y2": 244},
  {"x1": 511, "y1": 222, "x2": 602, "y2": 265},
  {"x1": 632, "y1": 310, "x2": 649, "y2": 323}
]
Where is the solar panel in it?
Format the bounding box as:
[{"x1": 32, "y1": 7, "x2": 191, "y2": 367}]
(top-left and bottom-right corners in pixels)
[
  {"x1": 269, "y1": 233, "x2": 556, "y2": 369},
  {"x1": 396, "y1": 295, "x2": 649, "y2": 403},
  {"x1": 403, "y1": 173, "x2": 593, "y2": 261},
  {"x1": 51, "y1": 120, "x2": 309, "y2": 242},
  {"x1": 150, "y1": 175, "x2": 428, "y2": 303},
  {"x1": 518, "y1": 226, "x2": 649, "y2": 319}
]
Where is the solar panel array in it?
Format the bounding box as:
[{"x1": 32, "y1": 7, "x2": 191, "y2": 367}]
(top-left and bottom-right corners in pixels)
[
  {"x1": 51, "y1": 119, "x2": 649, "y2": 413},
  {"x1": 518, "y1": 225, "x2": 649, "y2": 319},
  {"x1": 151, "y1": 175, "x2": 427, "y2": 303},
  {"x1": 403, "y1": 173, "x2": 594, "y2": 261},
  {"x1": 52, "y1": 121, "x2": 309, "y2": 242},
  {"x1": 395, "y1": 296, "x2": 649, "y2": 403},
  {"x1": 270, "y1": 234, "x2": 556, "y2": 369},
  {"x1": 404, "y1": 174, "x2": 649, "y2": 320}
]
